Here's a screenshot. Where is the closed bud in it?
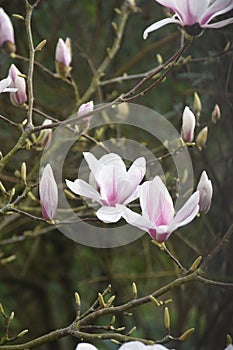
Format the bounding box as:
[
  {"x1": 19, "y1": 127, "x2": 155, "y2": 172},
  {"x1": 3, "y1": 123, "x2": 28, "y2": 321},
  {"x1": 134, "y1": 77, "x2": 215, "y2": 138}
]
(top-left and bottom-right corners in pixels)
[
  {"x1": 55, "y1": 37, "x2": 72, "y2": 78},
  {"x1": 77, "y1": 101, "x2": 94, "y2": 123},
  {"x1": 9, "y1": 311, "x2": 14, "y2": 321},
  {"x1": 128, "y1": 326, "x2": 136, "y2": 335},
  {"x1": 35, "y1": 39, "x2": 47, "y2": 51},
  {"x1": 196, "y1": 126, "x2": 208, "y2": 150},
  {"x1": 117, "y1": 102, "x2": 129, "y2": 120},
  {"x1": 156, "y1": 53, "x2": 163, "y2": 65},
  {"x1": 226, "y1": 334, "x2": 232, "y2": 345},
  {"x1": 181, "y1": 106, "x2": 196, "y2": 143},
  {"x1": 12, "y1": 14, "x2": 24, "y2": 21},
  {"x1": 164, "y1": 306, "x2": 170, "y2": 331},
  {"x1": 179, "y1": 327, "x2": 195, "y2": 341},
  {"x1": 211, "y1": 104, "x2": 221, "y2": 123},
  {"x1": 0, "y1": 181, "x2": 7, "y2": 194},
  {"x1": 132, "y1": 282, "x2": 137, "y2": 299},
  {"x1": 98, "y1": 293, "x2": 106, "y2": 308},
  {"x1": 21, "y1": 162, "x2": 27, "y2": 182},
  {"x1": 0, "y1": 303, "x2": 6, "y2": 316},
  {"x1": 193, "y1": 92, "x2": 202, "y2": 118},
  {"x1": 8, "y1": 64, "x2": 27, "y2": 105},
  {"x1": 0, "y1": 8, "x2": 16, "y2": 54},
  {"x1": 189, "y1": 256, "x2": 202, "y2": 272},
  {"x1": 106, "y1": 295, "x2": 116, "y2": 307},
  {"x1": 75, "y1": 292, "x2": 81, "y2": 307},
  {"x1": 17, "y1": 329, "x2": 29, "y2": 338},
  {"x1": 197, "y1": 171, "x2": 213, "y2": 213},
  {"x1": 39, "y1": 164, "x2": 58, "y2": 220},
  {"x1": 149, "y1": 295, "x2": 161, "y2": 307},
  {"x1": 38, "y1": 119, "x2": 52, "y2": 147}
]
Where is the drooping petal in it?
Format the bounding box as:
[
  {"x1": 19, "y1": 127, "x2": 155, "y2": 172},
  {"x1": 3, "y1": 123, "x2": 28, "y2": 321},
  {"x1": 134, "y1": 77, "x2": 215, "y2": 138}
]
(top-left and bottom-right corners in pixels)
[
  {"x1": 202, "y1": 17, "x2": 233, "y2": 29},
  {"x1": 74, "y1": 343, "x2": 98, "y2": 350},
  {"x1": 143, "y1": 17, "x2": 181, "y2": 39},
  {"x1": 65, "y1": 179, "x2": 102, "y2": 204},
  {"x1": 96, "y1": 205, "x2": 124, "y2": 223},
  {"x1": 39, "y1": 164, "x2": 58, "y2": 220},
  {"x1": 119, "y1": 205, "x2": 151, "y2": 233},
  {"x1": 169, "y1": 191, "x2": 199, "y2": 232}
]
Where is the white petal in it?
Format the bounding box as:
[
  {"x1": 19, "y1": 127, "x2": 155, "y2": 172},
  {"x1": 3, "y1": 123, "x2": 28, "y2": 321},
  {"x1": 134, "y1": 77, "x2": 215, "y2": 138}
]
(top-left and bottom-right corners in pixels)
[
  {"x1": 75, "y1": 343, "x2": 98, "y2": 350},
  {"x1": 143, "y1": 17, "x2": 181, "y2": 39},
  {"x1": 96, "y1": 205, "x2": 123, "y2": 223},
  {"x1": 200, "y1": 0, "x2": 233, "y2": 25},
  {"x1": 119, "y1": 204, "x2": 151, "y2": 232},
  {"x1": 39, "y1": 164, "x2": 58, "y2": 220},
  {"x1": 119, "y1": 341, "x2": 146, "y2": 350},
  {"x1": 169, "y1": 191, "x2": 199, "y2": 231},
  {"x1": 126, "y1": 157, "x2": 146, "y2": 189},
  {"x1": 202, "y1": 17, "x2": 233, "y2": 29},
  {"x1": 65, "y1": 179, "x2": 102, "y2": 204}
]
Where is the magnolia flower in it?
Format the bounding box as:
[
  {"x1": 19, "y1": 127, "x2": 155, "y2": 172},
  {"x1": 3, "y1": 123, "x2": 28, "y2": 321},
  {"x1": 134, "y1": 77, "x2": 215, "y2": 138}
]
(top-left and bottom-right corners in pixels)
[
  {"x1": 197, "y1": 171, "x2": 213, "y2": 213},
  {"x1": 0, "y1": 7, "x2": 16, "y2": 54},
  {"x1": 0, "y1": 76, "x2": 17, "y2": 94},
  {"x1": 77, "y1": 101, "x2": 94, "y2": 122},
  {"x1": 8, "y1": 64, "x2": 27, "y2": 105},
  {"x1": 181, "y1": 106, "x2": 196, "y2": 143},
  {"x1": 143, "y1": 0, "x2": 233, "y2": 39},
  {"x1": 74, "y1": 342, "x2": 170, "y2": 350},
  {"x1": 55, "y1": 37, "x2": 72, "y2": 77},
  {"x1": 39, "y1": 164, "x2": 58, "y2": 220},
  {"x1": 66, "y1": 153, "x2": 146, "y2": 223},
  {"x1": 119, "y1": 176, "x2": 199, "y2": 242}
]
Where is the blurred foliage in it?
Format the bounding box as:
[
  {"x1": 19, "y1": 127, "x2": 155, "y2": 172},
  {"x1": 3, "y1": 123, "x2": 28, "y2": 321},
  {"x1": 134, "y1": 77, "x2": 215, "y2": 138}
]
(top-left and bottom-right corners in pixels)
[{"x1": 0, "y1": 1, "x2": 233, "y2": 350}]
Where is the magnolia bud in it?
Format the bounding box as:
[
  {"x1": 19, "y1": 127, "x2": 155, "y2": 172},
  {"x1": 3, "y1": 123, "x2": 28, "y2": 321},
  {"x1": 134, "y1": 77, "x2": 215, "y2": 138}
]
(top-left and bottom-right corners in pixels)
[
  {"x1": 55, "y1": 37, "x2": 72, "y2": 78},
  {"x1": 77, "y1": 101, "x2": 94, "y2": 122},
  {"x1": 38, "y1": 119, "x2": 52, "y2": 147},
  {"x1": 193, "y1": 92, "x2": 202, "y2": 119},
  {"x1": 0, "y1": 8, "x2": 16, "y2": 54},
  {"x1": 197, "y1": 171, "x2": 213, "y2": 213},
  {"x1": 196, "y1": 126, "x2": 208, "y2": 150},
  {"x1": 39, "y1": 164, "x2": 58, "y2": 220},
  {"x1": 8, "y1": 64, "x2": 27, "y2": 105},
  {"x1": 181, "y1": 106, "x2": 196, "y2": 142},
  {"x1": 211, "y1": 104, "x2": 221, "y2": 123}
]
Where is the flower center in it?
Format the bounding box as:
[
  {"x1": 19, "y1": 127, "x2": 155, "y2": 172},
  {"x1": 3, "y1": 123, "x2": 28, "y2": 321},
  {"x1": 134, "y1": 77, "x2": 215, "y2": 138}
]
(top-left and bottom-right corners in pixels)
[{"x1": 184, "y1": 23, "x2": 203, "y2": 37}]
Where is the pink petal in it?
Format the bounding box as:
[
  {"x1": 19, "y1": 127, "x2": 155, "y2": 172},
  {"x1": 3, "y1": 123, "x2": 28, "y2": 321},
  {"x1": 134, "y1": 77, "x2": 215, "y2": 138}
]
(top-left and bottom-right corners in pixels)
[
  {"x1": 39, "y1": 164, "x2": 58, "y2": 220},
  {"x1": 169, "y1": 191, "x2": 199, "y2": 231},
  {"x1": 118, "y1": 205, "x2": 151, "y2": 233},
  {"x1": 143, "y1": 17, "x2": 181, "y2": 39},
  {"x1": 65, "y1": 179, "x2": 102, "y2": 204},
  {"x1": 200, "y1": 0, "x2": 233, "y2": 26}
]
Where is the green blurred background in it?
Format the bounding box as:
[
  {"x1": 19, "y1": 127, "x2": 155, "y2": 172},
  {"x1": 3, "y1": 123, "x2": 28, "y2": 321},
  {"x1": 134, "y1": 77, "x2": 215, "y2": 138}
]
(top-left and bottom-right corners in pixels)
[{"x1": 0, "y1": 1, "x2": 232, "y2": 349}]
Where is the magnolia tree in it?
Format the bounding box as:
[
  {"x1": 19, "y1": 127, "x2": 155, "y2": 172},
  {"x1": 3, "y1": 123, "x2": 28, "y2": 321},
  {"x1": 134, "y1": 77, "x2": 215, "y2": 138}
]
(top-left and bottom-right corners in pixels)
[{"x1": 0, "y1": 1, "x2": 233, "y2": 349}]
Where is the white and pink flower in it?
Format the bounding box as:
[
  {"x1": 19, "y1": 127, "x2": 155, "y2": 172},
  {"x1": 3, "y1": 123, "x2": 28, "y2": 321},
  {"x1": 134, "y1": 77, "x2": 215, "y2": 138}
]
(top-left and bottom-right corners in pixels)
[
  {"x1": 66, "y1": 153, "x2": 146, "y2": 223},
  {"x1": 39, "y1": 164, "x2": 58, "y2": 220},
  {"x1": 119, "y1": 176, "x2": 199, "y2": 242},
  {"x1": 197, "y1": 171, "x2": 213, "y2": 213},
  {"x1": 181, "y1": 106, "x2": 196, "y2": 143},
  {"x1": 143, "y1": 0, "x2": 233, "y2": 39},
  {"x1": 8, "y1": 64, "x2": 27, "y2": 105}
]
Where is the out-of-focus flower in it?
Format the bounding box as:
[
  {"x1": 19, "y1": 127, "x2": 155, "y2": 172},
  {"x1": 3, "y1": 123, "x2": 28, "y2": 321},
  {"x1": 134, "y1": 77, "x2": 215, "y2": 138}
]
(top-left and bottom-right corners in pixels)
[
  {"x1": 225, "y1": 345, "x2": 233, "y2": 350},
  {"x1": 0, "y1": 76, "x2": 17, "y2": 94},
  {"x1": 66, "y1": 152, "x2": 146, "y2": 223},
  {"x1": 39, "y1": 164, "x2": 58, "y2": 220},
  {"x1": 0, "y1": 8, "x2": 16, "y2": 54},
  {"x1": 196, "y1": 126, "x2": 208, "y2": 150},
  {"x1": 143, "y1": 0, "x2": 233, "y2": 39},
  {"x1": 181, "y1": 106, "x2": 196, "y2": 143},
  {"x1": 211, "y1": 104, "x2": 221, "y2": 123},
  {"x1": 55, "y1": 37, "x2": 72, "y2": 77},
  {"x1": 8, "y1": 64, "x2": 27, "y2": 105},
  {"x1": 193, "y1": 92, "x2": 202, "y2": 119},
  {"x1": 74, "y1": 342, "x2": 171, "y2": 350},
  {"x1": 77, "y1": 101, "x2": 94, "y2": 122},
  {"x1": 39, "y1": 119, "x2": 52, "y2": 147},
  {"x1": 119, "y1": 176, "x2": 199, "y2": 243},
  {"x1": 197, "y1": 171, "x2": 213, "y2": 213},
  {"x1": 74, "y1": 344, "x2": 98, "y2": 350}
]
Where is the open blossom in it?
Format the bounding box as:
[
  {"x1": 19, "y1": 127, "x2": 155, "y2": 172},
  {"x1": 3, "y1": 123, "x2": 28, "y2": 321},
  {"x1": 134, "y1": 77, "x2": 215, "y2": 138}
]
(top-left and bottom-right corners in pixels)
[
  {"x1": 181, "y1": 106, "x2": 196, "y2": 143},
  {"x1": 55, "y1": 37, "x2": 72, "y2": 77},
  {"x1": 0, "y1": 8, "x2": 16, "y2": 54},
  {"x1": 75, "y1": 342, "x2": 171, "y2": 350},
  {"x1": 119, "y1": 176, "x2": 199, "y2": 243},
  {"x1": 66, "y1": 152, "x2": 146, "y2": 223},
  {"x1": 0, "y1": 76, "x2": 17, "y2": 94},
  {"x1": 39, "y1": 164, "x2": 58, "y2": 220},
  {"x1": 143, "y1": 0, "x2": 233, "y2": 39},
  {"x1": 8, "y1": 64, "x2": 27, "y2": 105},
  {"x1": 197, "y1": 171, "x2": 213, "y2": 213}
]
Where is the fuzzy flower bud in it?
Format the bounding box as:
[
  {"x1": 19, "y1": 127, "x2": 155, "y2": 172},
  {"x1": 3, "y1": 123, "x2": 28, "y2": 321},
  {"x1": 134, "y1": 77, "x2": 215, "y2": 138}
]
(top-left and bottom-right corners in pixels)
[
  {"x1": 181, "y1": 106, "x2": 196, "y2": 142},
  {"x1": 55, "y1": 37, "x2": 72, "y2": 78},
  {"x1": 193, "y1": 92, "x2": 202, "y2": 119},
  {"x1": 196, "y1": 126, "x2": 208, "y2": 150},
  {"x1": 39, "y1": 164, "x2": 58, "y2": 220},
  {"x1": 8, "y1": 64, "x2": 27, "y2": 105},
  {"x1": 211, "y1": 104, "x2": 221, "y2": 123},
  {"x1": 197, "y1": 171, "x2": 213, "y2": 214},
  {"x1": 0, "y1": 8, "x2": 16, "y2": 54},
  {"x1": 78, "y1": 101, "x2": 94, "y2": 122}
]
